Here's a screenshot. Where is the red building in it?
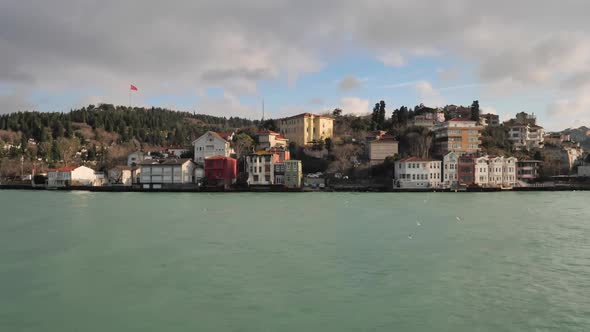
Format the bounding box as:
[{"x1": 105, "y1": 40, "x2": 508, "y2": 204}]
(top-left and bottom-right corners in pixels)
[
  {"x1": 204, "y1": 156, "x2": 237, "y2": 188},
  {"x1": 457, "y1": 155, "x2": 475, "y2": 186}
]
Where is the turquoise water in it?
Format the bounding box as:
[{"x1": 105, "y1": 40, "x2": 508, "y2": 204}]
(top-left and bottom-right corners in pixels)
[{"x1": 1, "y1": 191, "x2": 589, "y2": 331}]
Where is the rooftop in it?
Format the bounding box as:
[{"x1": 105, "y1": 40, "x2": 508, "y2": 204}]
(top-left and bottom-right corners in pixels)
[{"x1": 399, "y1": 157, "x2": 438, "y2": 162}]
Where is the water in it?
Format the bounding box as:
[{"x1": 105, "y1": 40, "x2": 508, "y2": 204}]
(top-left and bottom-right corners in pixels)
[{"x1": 1, "y1": 191, "x2": 589, "y2": 331}]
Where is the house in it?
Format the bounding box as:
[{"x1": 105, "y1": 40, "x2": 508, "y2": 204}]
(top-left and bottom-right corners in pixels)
[
  {"x1": 473, "y1": 156, "x2": 518, "y2": 188},
  {"x1": 458, "y1": 155, "x2": 476, "y2": 186},
  {"x1": 127, "y1": 147, "x2": 168, "y2": 167},
  {"x1": 267, "y1": 147, "x2": 291, "y2": 162},
  {"x1": 47, "y1": 166, "x2": 99, "y2": 187},
  {"x1": 204, "y1": 156, "x2": 237, "y2": 189},
  {"x1": 442, "y1": 151, "x2": 461, "y2": 188},
  {"x1": 409, "y1": 115, "x2": 436, "y2": 129},
  {"x1": 507, "y1": 124, "x2": 545, "y2": 150},
  {"x1": 257, "y1": 130, "x2": 289, "y2": 149},
  {"x1": 368, "y1": 135, "x2": 399, "y2": 166},
  {"x1": 284, "y1": 160, "x2": 303, "y2": 188},
  {"x1": 277, "y1": 113, "x2": 334, "y2": 146},
  {"x1": 480, "y1": 113, "x2": 500, "y2": 126},
  {"x1": 245, "y1": 151, "x2": 280, "y2": 185},
  {"x1": 544, "y1": 133, "x2": 571, "y2": 145},
  {"x1": 274, "y1": 162, "x2": 285, "y2": 185},
  {"x1": 167, "y1": 146, "x2": 190, "y2": 157},
  {"x1": 517, "y1": 160, "x2": 542, "y2": 183},
  {"x1": 139, "y1": 159, "x2": 196, "y2": 189},
  {"x1": 394, "y1": 157, "x2": 442, "y2": 189},
  {"x1": 192, "y1": 131, "x2": 234, "y2": 165},
  {"x1": 433, "y1": 118, "x2": 482, "y2": 156}
]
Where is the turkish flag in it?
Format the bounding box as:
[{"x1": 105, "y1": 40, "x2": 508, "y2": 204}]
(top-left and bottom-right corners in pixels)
[{"x1": 130, "y1": 84, "x2": 138, "y2": 91}]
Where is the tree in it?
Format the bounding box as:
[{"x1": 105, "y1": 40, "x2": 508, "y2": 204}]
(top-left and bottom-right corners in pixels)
[
  {"x1": 378, "y1": 100, "x2": 386, "y2": 129},
  {"x1": 332, "y1": 108, "x2": 342, "y2": 118},
  {"x1": 470, "y1": 100, "x2": 480, "y2": 122},
  {"x1": 232, "y1": 133, "x2": 254, "y2": 160},
  {"x1": 56, "y1": 137, "x2": 80, "y2": 166},
  {"x1": 325, "y1": 137, "x2": 333, "y2": 152}
]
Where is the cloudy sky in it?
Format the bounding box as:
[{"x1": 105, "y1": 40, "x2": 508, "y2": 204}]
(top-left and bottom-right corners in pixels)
[{"x1": 1, "y1": 0, "x2": 590, "y2": 130}]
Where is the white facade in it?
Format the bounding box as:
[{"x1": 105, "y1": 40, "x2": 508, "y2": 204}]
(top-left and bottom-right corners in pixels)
[
  {"x1": 245, "y1": 153, "x2": 275, "y2": 185},
  {"x1": 508, "y1": 125, "x2": 545, "y2": 150},
  {"x1": 443, "y1": 152, "x2": 461, "y2": 188},
  {"x1": 168, "y1": 148, "x2": 190, "y2": 157},
  {"x1": 139, "y1": 159, "x2": 196, "y2": 185},
  {"x1": 192, "y1": 132, "x2": 233, "y2": 165},
  {"x1": 47, "y1": 166, "x2": 98, "y2": 187},
  {"x1": 474, "y1": 156, "x2": 517, "y2": 188},
  {"x1": 394, "y1": 158, "x2": 442, "y2": 188}
]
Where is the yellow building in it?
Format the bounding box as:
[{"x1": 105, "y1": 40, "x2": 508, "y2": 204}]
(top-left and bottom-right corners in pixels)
[{"x1": 278, "y1": 113, "x2": 334, "y2": 146}]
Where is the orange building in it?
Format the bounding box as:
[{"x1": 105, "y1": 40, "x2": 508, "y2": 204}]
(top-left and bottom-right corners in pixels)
[{"x1": 433, "y1": 118, "x2": 482, "y2": 157}]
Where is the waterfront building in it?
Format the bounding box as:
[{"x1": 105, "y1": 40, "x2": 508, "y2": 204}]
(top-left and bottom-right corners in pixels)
[
  {"x1": 394, "y1": 157, "x2": 442, "y2": 189},
  {"x1": 204, "y1": 156, "x2": 237, "y2": 189},
  {"x1": 139, "y1": 159, "x2": 196, "y2": 188},
  {"x1": 443, "y1": 151, "x2": 461, "y2": 188},
  {"x1": 473, "y1": 156, "x2": 518, "y2": 188},
  {"x1": 192, "y1": 131, "x2": 234, "y2": 165},
  {"x1": 284, "y1": 160, "x2": 303, "y2": 188},
  {"x1": 517, "y1": 160, "x2": 542, "y2": 183},
  {"x1": 277, "y1": 113, "x2": 334, "y2": 146},
  {"x1": 245, "y1": 151, "x2": 280, "y2": 185},
  {"x1": 274, "y1": 163, "x2": 285, "y2": 185},
  {"x1": 257, "y1": 130, "x2": 289, "y2": 149},
  {"x1": 458, "y1": 155, "x2": 476, "y2": 186},
  {"x1": 433, "y1": 118, "x2": 482, "y2": 156},
  {"x1": 167, "y1": 146, "x2": 190, "y2": 157},
  {"x1": 47, "y1": 166, "x2": 100, "y2": 187},
  {"x1": 267, "y1": 147, "x2": 291, "y2": 162},
  {"x1": 368, "y1": 135, "x2": 399, "y2": 166}
]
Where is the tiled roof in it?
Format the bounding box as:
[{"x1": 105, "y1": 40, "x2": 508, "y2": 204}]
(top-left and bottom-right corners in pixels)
[
  {"x1": 399, "y1": 157, "x2": 438, "y2": 162},
  {"x1": 206, "y1": 155, "x2": 235, "y2": 161},
  {"x1": 258, "y1": 129, "x2": 280, "y2": 135},
  {"x1": 217, "y1": 132, "x2": 234, "y2": 140},
  {"x1": 280, "y1": 113, "x2": 333, "y2": 120},
  {"x1": 143, "y1": 147, "x2": 167, "y2": 152}
]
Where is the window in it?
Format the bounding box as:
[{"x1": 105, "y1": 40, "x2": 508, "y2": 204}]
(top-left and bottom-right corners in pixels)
[{"x1": 412, "y1": 174, "x2": 415, "y2": 180}]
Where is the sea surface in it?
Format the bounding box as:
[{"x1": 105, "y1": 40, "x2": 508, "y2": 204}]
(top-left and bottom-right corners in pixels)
[{"x1": 1, "y1": 190, "x2": 589, "y2": 331}]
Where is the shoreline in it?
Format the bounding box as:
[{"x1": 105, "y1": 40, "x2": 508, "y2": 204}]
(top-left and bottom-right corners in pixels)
[{"x1": 1, "y1": 184, "x2": 589, "y2": 193}]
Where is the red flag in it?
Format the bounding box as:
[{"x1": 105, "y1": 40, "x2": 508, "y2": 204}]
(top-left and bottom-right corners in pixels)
[{"x1": 130, "y1": 84, "x2": 138, "y2": 91}]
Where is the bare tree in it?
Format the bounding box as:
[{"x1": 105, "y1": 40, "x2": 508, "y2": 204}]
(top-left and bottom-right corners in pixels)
[{"x1": 57, "y1": 137, "x2": 80, "y2": 167}]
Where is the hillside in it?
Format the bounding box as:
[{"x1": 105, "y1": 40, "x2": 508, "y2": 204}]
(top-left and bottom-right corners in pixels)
[{"x1": 561, "y1": 126, "x2": 590, "y2": 150}]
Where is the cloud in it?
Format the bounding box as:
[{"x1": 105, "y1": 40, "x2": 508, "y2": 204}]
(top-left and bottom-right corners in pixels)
[
  {"x1": 376, "y1": 52, "x2": 405, "y2": 67},
  {"x1": 338, "y1": 75, "x2": 366, "y2": 92},
  {"x1": 308, "y1": 97, "x2": 324, "y2": 105},
  {"x1": 547, "y1": 92, "x2": 590, "y2": 130},
  {"x1": 1, "y1": 0, "x2": 590, "y2": 126},
  {"x1": 415, "y1": 81, "x2": 445, "y2": 106},
  {"x1": 338, "y1": 97, "x2": 370, "y2": 115},
  {"x1": 383, "y1": 81, "x2": 421, "y2": 89},
  {"x1": 437, "y1": 67, "x2": 461, "y2": 82},
  {"x1": 0, "y1": 89, "x2": 34, "y2": 114},
  {"x1": 480, "y1": 106, "x2": 497, "y2": 115}
]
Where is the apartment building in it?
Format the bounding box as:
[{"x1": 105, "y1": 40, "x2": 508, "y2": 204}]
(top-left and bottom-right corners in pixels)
[
  {"x1": 277, "y1": 113, "x2": 334, "y2": 146},
  {"x1": 474, "y1": 156, "x2": 518, "y2": 188},
  {"x1": 433, "y1": 119, "x2": 482, "y2": 156},
  {"x1": 442, "y1": 151, "x2": 461, "y2": 188},
  {"x1": 192, "y1": 131, "x2": 234, "y2": 164}
]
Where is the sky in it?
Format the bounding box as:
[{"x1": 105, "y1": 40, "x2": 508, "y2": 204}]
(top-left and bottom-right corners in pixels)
[{"x1": 1, "y1": 0, "x2": 590, "y2": 131}]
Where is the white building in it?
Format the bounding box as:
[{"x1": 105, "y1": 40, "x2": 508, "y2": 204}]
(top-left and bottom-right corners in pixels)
[
  {"x1": 167, "y1": 147, "x2": 190, "y2": 157},
  {"x1": 443, "y1": 151, "x2": 461, "y2": 188},
  {"x1": 139, "y1": 159, "x2": 196, "y2": 189},
  {"x1": 192, "y1": 131, "x2": 234, "y2": 165},
  {"x1": 47, "y1": 166, "x2": 100, "y2": 187},
  {"x1": 245, "y1": 151, "x2": 277, "y2": 185},
  {"x1": 507, "y1": 124, "x2": 545, "y2": 150},
  {"x1": 394, "y1": 157, "x2": 442, "y2": 189},
  {"x1": 474, "y1": 156, "x2": 518, "y2": 188}
]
